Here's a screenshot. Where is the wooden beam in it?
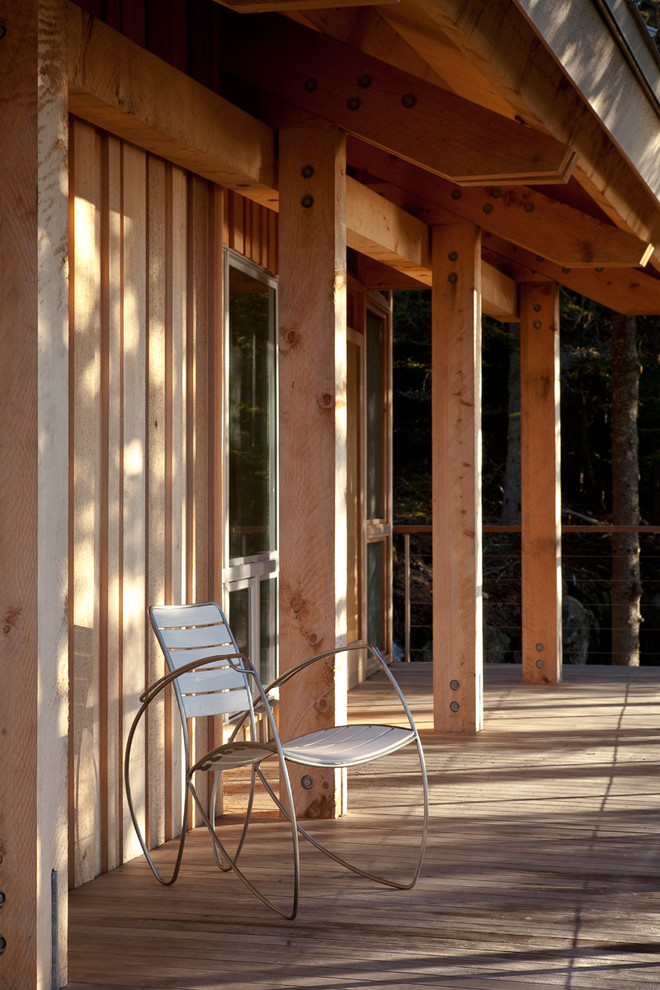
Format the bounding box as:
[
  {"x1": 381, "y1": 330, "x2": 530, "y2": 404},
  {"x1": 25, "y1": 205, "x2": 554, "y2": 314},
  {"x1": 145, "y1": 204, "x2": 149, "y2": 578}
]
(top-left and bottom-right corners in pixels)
[
  {"x1": 404, "y1": 0, "x2": 660, "y2": 248},
  {"x1": 1, "y1": 1, "x2": 69, "y2": 986},
  {"x1": 349, "y1": 143, "x2": 653, "y2": 269},
  {"x1": 278, "y1": 125, "x2": 348, "y2": 817},
  {"x1": 66, "y1": 5, "x2": 278, "y2": 205},
  {"x1": 347, "y1": 176, "x2": 430, "y2": 283},
  {"x1": 482, "y1": 232, "x2": 660, "y2": 315},
  {"x1": 482, "y1": 262, "x2": 519, "y2": 321},
  {"x1": 431, "y1": 222, "x2": 484, "y2": 733},
  {"x1": 220, "y1": 14, "x2": 576, "y2": 184},
  {"x1": 214, "y1": 0, "x2": 398, "y2": 11},
  {"x1": 520, "y1": 282, "x2": 562, "y2": 685},
  {"x1": 349, "y1": 180, "x2": 517, "y2": 316}
]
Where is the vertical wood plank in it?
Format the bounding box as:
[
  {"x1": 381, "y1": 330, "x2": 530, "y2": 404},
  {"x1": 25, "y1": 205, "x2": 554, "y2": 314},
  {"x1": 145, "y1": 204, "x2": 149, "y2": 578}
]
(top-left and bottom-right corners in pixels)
[
  {"x1": 70, "y1": 118, "x2": 104, "y2": 883},
  {"x1": 120, "y1": 141, "x2": 147, "y2": 861},
  {"x1": 278, "y1": 125, "x2": 348, "y2": 818},
  {"x1": 165, "y1": 164, "x2": 188, "y2": 838},
  {"x1": 103, "y1": 133, "x2": 123, "y2": 871},
  {"x1": 37, "y1": 1, "x2": 70, "y2": 983},
  {"x1": 170, "y1": 167, "x2": 188, "y2": 607},
  {"x1": 211, "y1": 187, "x2": 225, "y2": 602},
  {"x1": 520, "y1": 281, "x2": 562, "y2": 684},
  {"x1": 431, "y1": 222, "x2": 484, "y2": 733},
  {"x1": 188, "y1": 176, "x2": 211, "y2": 814},
  {"x1": 146, "y1": 153, "x2": 167, "y2": 849}
]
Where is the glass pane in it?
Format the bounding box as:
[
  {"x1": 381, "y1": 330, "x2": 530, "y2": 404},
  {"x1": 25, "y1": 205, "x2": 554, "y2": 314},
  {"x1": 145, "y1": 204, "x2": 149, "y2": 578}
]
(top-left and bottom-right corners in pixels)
[
  {"x1": 366, "y1": 310, "x2": 384, "y2": 520},
  {"x1": 228, "y1": 264, "x2": 276, "y2": 559},
  {"x1": 259, "y1": 577, "x2": 276, "y2": 684},
  {"x1": 367, "y1": 541, "x2": 384, "y2": 649},
  {"x1": 228, "y1": 586, "x2": 250, "y2": 655}
]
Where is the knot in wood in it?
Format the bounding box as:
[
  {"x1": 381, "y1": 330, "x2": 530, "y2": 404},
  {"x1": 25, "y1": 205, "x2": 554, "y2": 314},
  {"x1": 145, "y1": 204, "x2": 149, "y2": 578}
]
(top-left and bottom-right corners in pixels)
[{"x1": 318, "y1": 391, "x2": 334, "y2": 409}]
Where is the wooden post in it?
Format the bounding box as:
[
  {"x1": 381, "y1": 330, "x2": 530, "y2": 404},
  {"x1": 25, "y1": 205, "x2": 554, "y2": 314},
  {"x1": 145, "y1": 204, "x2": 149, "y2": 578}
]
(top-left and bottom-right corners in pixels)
[
  {"x1": 0, "y1": 1, "x2": 69, "y2": 987},
  {"x1": 431, "y1": 223, "x2": 484, "y2": 733},
  {"x1": 278, "y1": 125, "x2": 348, "y2": 817},
  {"x1": 520, "y1": 281, "x2": 562, "y2": 684}
]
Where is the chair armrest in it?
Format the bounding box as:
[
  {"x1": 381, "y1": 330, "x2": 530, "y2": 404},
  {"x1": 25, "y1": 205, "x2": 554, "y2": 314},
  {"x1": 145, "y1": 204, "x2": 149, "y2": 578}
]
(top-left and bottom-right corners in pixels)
[
  {"x1": 263, "y1": 643, "x2": 388, "y2": 693},
  {"x1": 263, "y1": 644, "x2": 419, "y2": 734}
]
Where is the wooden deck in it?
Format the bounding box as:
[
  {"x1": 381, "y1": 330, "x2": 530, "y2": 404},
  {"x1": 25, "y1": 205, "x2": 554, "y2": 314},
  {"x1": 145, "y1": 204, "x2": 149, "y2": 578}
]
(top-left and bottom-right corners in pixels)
[{"x1": 67, "y1": 664, "x2": 660, "y2": 989}]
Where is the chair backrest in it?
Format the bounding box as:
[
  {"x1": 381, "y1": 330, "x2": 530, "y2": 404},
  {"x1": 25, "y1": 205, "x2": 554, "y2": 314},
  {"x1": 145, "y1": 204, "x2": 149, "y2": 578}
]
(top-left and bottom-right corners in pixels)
[{"x1": 149, "y1": 602, "x2": 253, "y2": 720}]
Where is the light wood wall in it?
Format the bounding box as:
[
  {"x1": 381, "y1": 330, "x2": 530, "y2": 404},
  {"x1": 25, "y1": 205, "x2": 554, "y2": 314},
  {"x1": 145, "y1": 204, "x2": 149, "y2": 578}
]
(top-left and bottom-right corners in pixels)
[{"x1": 68, "y1": 116, "x2": 277, "y2": 887}]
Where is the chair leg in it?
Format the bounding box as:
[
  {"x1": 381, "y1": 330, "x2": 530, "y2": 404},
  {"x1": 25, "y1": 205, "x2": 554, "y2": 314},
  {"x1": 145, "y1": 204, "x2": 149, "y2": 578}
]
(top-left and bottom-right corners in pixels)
[
  {"x1": 124, "y1": 704, "x2": 190, "y2": 886},
  {"x1": 188, "y1": 751, "x2": 301, "y2": 920},
  {"x1": 256, "y1": 737, "x2": 429, "y2": 891},
  {"x1": 208, "y1": 766, "x2": 259, "y2": 873}
]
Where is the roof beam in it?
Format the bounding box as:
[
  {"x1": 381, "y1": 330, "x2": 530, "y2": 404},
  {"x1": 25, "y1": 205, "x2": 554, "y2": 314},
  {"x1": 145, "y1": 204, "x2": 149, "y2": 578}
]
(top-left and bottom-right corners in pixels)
[
  {"x1": 346, "y1": 177, "x2": 431, "y2": 284},
  {"x1": 219, "y1": 13, "x2": 577, "y2": 185},
  {"x1": 482, "y1": 233, "x2": 660, "y2": 315},
  {"x1": 398, "y1": 0, "x2": 660, "y2": 246},
  {"x1": 346, "y1": 181, "x2": 518, "y2": 318},
  {"x1": 67, "y1": 5, "x2": 278, "y2": 204},
  {"x1": 350, "y1": 142, "x2": 653, "y2": 269}
]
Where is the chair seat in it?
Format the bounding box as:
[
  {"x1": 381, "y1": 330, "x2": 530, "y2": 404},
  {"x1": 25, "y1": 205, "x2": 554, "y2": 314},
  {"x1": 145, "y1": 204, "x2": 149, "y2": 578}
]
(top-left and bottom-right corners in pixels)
[
  {"x1": 194, "y1": 741, "x2": 277, "y2": 773},
  {"x1": 282, "y1": 723, "x2": 415, "y2": 768}
]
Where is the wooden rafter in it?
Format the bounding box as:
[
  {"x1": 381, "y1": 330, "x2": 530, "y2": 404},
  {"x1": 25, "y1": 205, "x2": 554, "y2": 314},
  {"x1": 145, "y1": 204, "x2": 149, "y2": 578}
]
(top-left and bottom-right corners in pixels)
[
  {"x1": 213, "y1": 0, "x2": 398, "y2": 11},
  {"x1": 482, "y1": 233, "x2": 660, "y2": 315},
  {"x1": 398, "y1": 0, "x2": 660, "y2": 246},
  {"x1": 218, "y1": 13, "x2": 577, "y2": 185},
  {"x1": 349, "y1": 142, "x2": 654, "y2": 269}
]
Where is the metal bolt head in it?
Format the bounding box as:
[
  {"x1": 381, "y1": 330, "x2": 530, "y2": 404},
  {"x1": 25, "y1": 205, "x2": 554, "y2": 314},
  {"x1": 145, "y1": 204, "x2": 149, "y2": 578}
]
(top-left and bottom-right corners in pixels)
[
  {"x1": 533, "y1": 320, "x2": 542, "y2": 329},
  {"x1": 450, "y1": 701, "x2": 460, "y2": 712},
  {"x1": 448, "y1": 251, "x2": 458, "y2": 262},
  {"x1": 536, "y1": 643, "x2": 544, "y2": 651},
  {"x1": 451, "y1": 189, "x2": 462, "y2": 200},
  {"x1": 482, "y1": 202, "x2": 494, "y2": 214},
  {"x1": 450, "y1": 679, "x2": 460, "y2": 691},
  {"x1": 536, "y1": 659, "x2": 545, "y2": 669},
  {"x1": 301, "y1": 775, "x2": 314, "y2": 790},
  {"x1": 301, "y1": 194, "x2": 314, "y2": 209},
  {"x1": 401, "y1": 93, "x2": 417, "y2": 108},
  {"x1": 448, "y1": 272, "x2": 458, "y2": 284},
  {"x1": 523, "y1": 201, "x2": 535, "y2": 212},
  {"x1": 304, "y1": 78, "x2": 318, "y2": 92},
  {"x1": 301, "y1": 164, "x2": 314, "y2": 179},
  {"x1": 358, "y1": 74, "x2": 372, "y2": 89},
  {"x1": 346, "y1": 96, "x2": 361, "y2": 111}
]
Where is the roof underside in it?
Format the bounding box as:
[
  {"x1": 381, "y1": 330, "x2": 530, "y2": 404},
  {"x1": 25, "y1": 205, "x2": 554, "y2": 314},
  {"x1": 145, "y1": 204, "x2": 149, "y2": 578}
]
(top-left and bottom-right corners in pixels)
[{"x1": 206, "y1": 0, "x2": 660, "y2": 314}]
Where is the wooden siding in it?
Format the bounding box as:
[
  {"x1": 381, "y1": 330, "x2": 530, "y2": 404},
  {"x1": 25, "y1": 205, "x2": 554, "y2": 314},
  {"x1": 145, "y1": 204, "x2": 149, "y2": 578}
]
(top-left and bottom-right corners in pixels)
[{"x1": 68, "y1": 117, "x2": 276, "y2": 888}]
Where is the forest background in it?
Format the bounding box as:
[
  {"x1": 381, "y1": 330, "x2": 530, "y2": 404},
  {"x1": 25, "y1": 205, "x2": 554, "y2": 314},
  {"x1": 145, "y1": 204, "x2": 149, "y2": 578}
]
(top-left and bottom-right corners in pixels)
[
  {"x1": 390, "y1": 1, "x2": 660, "y2": 668},
  {"x1": 391, "y1": 289, "x2": 660, "y2": 667}
]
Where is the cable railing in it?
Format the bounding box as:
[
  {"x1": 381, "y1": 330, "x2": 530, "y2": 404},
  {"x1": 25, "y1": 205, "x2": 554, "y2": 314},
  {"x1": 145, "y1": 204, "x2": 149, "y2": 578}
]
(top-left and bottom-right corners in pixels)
[{"x1": 393, "y1": 524, "x2": 660, "y2": 665}]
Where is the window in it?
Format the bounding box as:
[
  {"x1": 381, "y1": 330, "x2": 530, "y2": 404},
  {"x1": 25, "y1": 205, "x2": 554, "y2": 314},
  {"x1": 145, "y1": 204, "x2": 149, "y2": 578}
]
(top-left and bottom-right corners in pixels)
[
  {"x1": 224, "y1": 252, "x2": 278, "y2": 683},
  {"x1": 346, "y1": 288, "x2": 392, "y2": 655}
]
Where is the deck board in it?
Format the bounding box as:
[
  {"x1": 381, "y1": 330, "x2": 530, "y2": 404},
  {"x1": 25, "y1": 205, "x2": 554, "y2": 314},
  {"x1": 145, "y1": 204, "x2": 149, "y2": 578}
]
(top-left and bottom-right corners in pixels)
[{"x1": 67, "y1": 665, "x2": 660, "y2": 989}]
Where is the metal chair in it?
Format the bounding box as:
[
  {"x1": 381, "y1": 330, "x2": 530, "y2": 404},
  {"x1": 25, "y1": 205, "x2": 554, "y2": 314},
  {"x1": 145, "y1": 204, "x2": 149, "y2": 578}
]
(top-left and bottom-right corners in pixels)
[{"x1": 124, "y1": 601, "x2": 428, "y2": 919}]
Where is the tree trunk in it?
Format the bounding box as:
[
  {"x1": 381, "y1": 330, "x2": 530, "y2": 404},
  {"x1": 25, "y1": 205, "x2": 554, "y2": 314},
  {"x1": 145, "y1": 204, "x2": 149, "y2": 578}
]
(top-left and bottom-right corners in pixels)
[
  {"x1": 501, "y1": 324, "x2": 521, "y2": 525},
  {"x1": 610, "y1": 313, "x2": 641, "y2": 666}
]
